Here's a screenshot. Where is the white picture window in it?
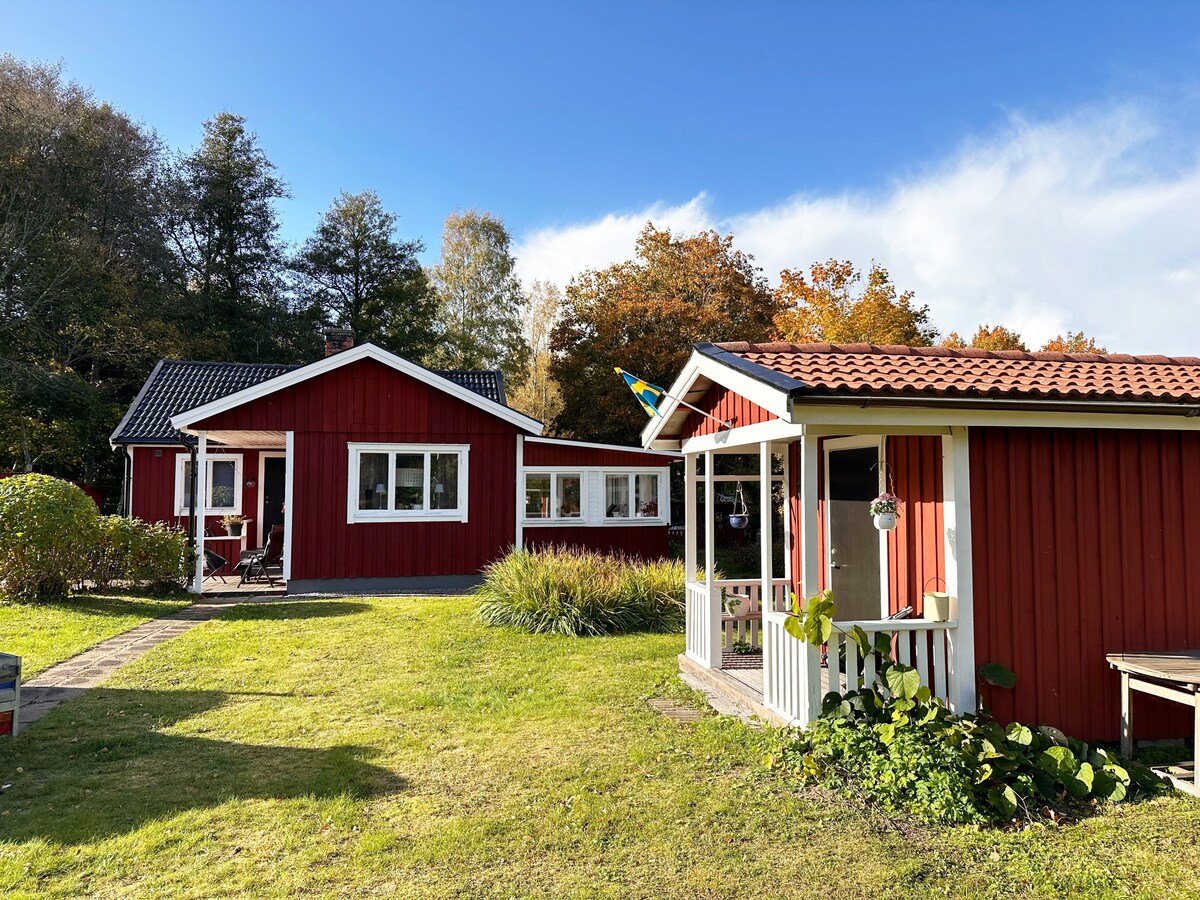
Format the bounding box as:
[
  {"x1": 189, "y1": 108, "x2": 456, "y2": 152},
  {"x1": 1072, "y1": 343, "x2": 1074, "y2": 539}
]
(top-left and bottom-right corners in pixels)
[
  {"x1": 524, "y1": 473, "x2": 582, "y2": 520},
  {"x1": 605, "y1": 472, "x2": 662, "y2": 520},
  {"x1": 176, "y1": 455, "x2": 243, "y2": 514},
  {"x1": 604, "y1": 473, "x2": 630, "y2": 519},
  {"x1": 347, "y1": 444, "x2": 468, "y2": 523}
]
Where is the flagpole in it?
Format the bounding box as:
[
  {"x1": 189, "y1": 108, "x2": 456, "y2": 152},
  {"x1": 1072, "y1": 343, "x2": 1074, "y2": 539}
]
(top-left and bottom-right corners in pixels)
[{"x1": 616, "y1": 367, "x2": 733, "y2": 430}]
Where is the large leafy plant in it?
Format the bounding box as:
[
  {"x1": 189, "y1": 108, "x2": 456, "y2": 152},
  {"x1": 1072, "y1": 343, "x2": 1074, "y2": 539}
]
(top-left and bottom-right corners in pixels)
[{"x1": 768, "y1": 590, "x2": 1161, "y2": 825}]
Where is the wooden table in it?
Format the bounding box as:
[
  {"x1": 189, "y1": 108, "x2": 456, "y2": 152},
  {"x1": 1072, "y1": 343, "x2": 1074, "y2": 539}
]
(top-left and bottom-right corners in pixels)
[{"x1": 1107, "y1": 651, "x2": 1200, "y2": 796}]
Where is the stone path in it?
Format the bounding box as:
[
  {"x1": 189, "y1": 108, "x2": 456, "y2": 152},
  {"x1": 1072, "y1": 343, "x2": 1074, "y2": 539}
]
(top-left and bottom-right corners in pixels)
[{"x1": 18, "y1": 594, "x2": 282, "y2": 732}]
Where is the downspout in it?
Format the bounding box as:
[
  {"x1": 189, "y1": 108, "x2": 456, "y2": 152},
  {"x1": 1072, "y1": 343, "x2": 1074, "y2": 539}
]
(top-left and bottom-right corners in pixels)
[
  {"x1": 120, "y1": 447, "x2": 133, "y2": 517},
  {"x1": 179, "y1": 433, "x2": 199, "y2": 549}
]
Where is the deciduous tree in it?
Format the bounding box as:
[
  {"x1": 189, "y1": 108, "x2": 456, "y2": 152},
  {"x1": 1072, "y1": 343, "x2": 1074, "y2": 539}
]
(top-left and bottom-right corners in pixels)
[
  {"x1": 940, "y1": 324, "x2": 1028, "y2": 351},
  {"x1": 1041, "y1": 331, "x2": 1107, "y2": 353},
  {"x1": 508, "y1": 280, "x2": 563, "y2": 426},
  {"x1": 293, "y1": 190, "x2": 435, "y2": 359},
  {"x1": 774, "y1": 260, "x2": 936, "y2": 346},
  {"x1": 428, "y1": 210, "x2": 528, "y2": 376},
  {"x1": 550, "y1": 224, "x2": 781, "y2": 444}
]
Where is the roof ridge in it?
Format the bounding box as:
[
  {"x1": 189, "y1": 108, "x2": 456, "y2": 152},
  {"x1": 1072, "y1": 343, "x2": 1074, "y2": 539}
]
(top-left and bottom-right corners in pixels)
[{"x1": 712, "y1": 341, "x2": 1200, "y2": 366}]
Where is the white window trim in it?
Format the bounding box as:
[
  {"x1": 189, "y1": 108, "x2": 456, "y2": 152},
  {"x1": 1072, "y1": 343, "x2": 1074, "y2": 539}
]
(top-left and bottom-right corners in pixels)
[
  {"x1": 346, "y1": 442, "x2": 470, "y2": 524},
  {"x1": 175, "y1": 453, "x2": 244, "y2": 516},
  {"x1": 523, "y1": 471, "x2": 585, "y2": 523},
  {"x1": 522, "y1": 466, "x2": 671, "y2": 527}
]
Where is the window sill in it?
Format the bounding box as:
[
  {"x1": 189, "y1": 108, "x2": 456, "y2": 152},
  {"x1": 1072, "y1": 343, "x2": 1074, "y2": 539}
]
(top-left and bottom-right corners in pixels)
[
  {"x1": 524, "y1": 518, "x2": 668, "y2": 527},
  {"x1": 350, "y1": 512, "x2": 466, "y2": 524}
]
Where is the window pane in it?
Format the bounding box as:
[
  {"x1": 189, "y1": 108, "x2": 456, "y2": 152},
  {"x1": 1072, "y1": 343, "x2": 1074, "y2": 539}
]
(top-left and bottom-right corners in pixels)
[
  {"x1": 430, "y1": 453, "x2": 459, "y2": 510},
  {"x1": 556, "y1": 474, "x2": 582, "y2": 518},
  {"x1": 634, "y1": 473, "x2": 659, "y2": 518},
  {"x1": 182, "y1": 460, "x2": 193, "y2": 510},
  {"x1": 209, "y1": 460, "x2": 236, "y2": 509},
  {"x1": 525, "y1": 474, "x2": 550, "y2": 518},
  {"x1": 605, "y1": 474, "x2": 629, "y2": 518},
  {"x1": 394, "y1": 453, "x2": 425, "y2": 510},
  {"x1": 358, "y1": 452, "x2": 390, "y2": 510}
]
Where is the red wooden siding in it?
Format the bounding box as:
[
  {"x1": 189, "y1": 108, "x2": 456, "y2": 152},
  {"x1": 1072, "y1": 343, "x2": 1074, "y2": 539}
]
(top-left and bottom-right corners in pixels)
[
  {"x1": 131, "y1": 445, "x2": 260, "y2": 538},
  {"x1": 524, "y1": 525, "x2": 668, "y2": 559},
  {"x1": 970, "y1": 427, "x2": 1200, "y2": 741},
  {"x1": 680, "y1": 384, "x2": 775, "y2": 440},
  {"x1": 886, "y1": 436, "x2": 945, "y2": 616},
  {"x1": 523, "y1": 441, "x2": 675, "y2": 468},
  {"x1": 191, "y1": 357, "x2": 518, "y2": 581}
]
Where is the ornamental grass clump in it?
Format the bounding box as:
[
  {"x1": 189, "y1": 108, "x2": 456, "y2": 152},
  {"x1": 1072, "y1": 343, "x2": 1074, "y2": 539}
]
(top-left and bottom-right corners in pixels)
[
  {"x1": 477, "y1": 546, "x2": 685, "y2": 636},
  {"x1": 0, "y1": 474, "x2": 99, "y2": 599}
]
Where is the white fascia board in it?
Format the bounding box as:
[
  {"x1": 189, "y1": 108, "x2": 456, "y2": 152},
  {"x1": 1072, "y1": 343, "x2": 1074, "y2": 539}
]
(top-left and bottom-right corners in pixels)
[
  {"x1": 679, "y1": 418, "x2": 802, "y2": 454},
  {"x1": 169, "y1": 343, "x2": 543, "y2": 435},
  {"x1": 526, "y1": 435, "x2": 682, "y2": 458},
  {"x1": 640, "y1": 356, "x2": 703, "y2": 448},
  {"x1": 791, "y1": 401, "x2": 1200, "y2": 432}
]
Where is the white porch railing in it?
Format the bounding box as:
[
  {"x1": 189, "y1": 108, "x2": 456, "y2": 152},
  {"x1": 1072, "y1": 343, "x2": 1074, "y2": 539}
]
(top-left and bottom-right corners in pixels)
[
  {"x1": 685, "y1": 582, "x2": 720, "y2": 668},
  {"x1": 762, "y1": 613, "x2": 958, "y2": 725},
  {"x1": 714, "y1": 578, "x2": 790, "y2": 650}
]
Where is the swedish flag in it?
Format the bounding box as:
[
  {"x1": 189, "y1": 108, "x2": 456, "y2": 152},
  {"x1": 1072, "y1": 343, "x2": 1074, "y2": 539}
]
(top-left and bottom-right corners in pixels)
[{"x1": 615, "y1": 367, "x2": 666, "y2": 418}]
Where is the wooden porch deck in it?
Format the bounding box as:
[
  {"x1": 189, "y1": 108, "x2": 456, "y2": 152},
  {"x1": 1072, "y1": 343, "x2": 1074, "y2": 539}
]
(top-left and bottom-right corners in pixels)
[{"x1": 201, "y1": 576, "x2": 286, "y2": 596}]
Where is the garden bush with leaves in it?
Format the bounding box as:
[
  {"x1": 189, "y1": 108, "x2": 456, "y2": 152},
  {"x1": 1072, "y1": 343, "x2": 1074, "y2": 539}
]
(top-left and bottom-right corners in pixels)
[
  {"x1": 92, "y1": 516, "x2": 189, "y2": 589},
  {"x1": 477, "y1": 546, "x2": 685, "y2": 636},
  {"x1": 0, "y1": 474, "x2": 100, "y2": 599},
  {"x1": 765, "y1": 591, "x2": 1162, "y2": 825}
]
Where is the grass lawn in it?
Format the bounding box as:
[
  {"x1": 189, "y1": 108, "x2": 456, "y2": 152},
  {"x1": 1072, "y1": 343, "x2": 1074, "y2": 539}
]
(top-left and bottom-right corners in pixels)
[
  {"x1": 0, "y1": 592, "x2": 191, "y2": 677},
  {"x1": 1, "y1": 595, "x2": 1199, "y2": 898}
]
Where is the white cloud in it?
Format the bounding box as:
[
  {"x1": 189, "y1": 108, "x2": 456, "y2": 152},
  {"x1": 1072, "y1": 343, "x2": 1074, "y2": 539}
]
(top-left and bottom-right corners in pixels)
[{"x1": 514, "y1": 105, "x2": 1200, "y2": 353}]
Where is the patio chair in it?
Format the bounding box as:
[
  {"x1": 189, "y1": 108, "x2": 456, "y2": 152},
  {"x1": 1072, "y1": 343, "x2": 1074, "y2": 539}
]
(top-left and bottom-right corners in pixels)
[
  {"x1": 239, "y1": 525, "x2": 284, "y2": 587},
  {"x1": 203, "y1": 548, "x2": 228, "y2": 583}
]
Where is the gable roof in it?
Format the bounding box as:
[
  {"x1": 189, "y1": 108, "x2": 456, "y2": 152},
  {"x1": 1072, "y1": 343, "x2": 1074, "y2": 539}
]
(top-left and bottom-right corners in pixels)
[
  {"x1": 113, "y1": 355, "x2": 514, "y2": 445},
  {"x1": 167, "y1": 343, "x2": 541, "y2": 435},
  {"x1": 710, "y1": 342, "x2": 1200, "y2": 404}
]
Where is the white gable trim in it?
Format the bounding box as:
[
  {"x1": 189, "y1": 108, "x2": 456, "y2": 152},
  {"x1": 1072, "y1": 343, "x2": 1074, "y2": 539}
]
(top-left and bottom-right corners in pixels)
[{"x1": 169, "y1": 343, "x2": 543, "y2": 434}]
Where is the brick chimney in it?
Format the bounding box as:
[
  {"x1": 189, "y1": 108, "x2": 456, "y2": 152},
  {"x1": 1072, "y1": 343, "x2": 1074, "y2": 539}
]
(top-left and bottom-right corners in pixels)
[{"x1": 323, "y1": 327, "x2": 354, "y2": 357}]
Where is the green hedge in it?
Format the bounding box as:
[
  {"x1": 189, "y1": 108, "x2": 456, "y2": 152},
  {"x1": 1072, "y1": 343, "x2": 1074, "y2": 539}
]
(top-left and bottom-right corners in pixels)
[
  {"x1": 0, "y1": 475, "x2": 190, "y2": 600},
  {"x1": 478, "y1": 546, "x2": 685, "y2": 636},
  {"x1": 0, "y1": 474, "x2": 100, "y2": 599},
  {"x1": 92, "y1": 515, "x2": 189, "y2": 590}
]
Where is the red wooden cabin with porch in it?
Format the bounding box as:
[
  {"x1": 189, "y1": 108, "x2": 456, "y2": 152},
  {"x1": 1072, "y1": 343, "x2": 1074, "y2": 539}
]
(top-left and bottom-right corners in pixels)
[
  {"x1": 645, "y1": 340, "x2": 1200, "y2": 743},
  {"x1": 111, "y1": 333, "x2": 677, "y2": 594}
]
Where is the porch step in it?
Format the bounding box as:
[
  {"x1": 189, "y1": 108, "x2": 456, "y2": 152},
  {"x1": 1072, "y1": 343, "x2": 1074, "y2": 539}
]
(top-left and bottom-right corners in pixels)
[
  {"x1": 646, "y1": 698, "x2": 705, "y2": 724},
  {"x1": 678, "y1": 654, "x2": 788, "y2": 727}
]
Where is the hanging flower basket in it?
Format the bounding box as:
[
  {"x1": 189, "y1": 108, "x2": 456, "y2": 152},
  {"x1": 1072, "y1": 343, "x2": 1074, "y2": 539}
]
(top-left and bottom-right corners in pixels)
[
  {"x1": 869, "y1": 492, "x2": 900, "y2": 532},
  {"x1": 728, "y1": 482, "x2": 749, "y2": 529}
]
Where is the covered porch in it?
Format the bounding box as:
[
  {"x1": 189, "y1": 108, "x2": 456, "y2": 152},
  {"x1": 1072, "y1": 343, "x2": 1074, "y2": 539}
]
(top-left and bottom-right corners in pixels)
[{"x1": 677, "y1": 425, "x2": 974, "y2": 727}]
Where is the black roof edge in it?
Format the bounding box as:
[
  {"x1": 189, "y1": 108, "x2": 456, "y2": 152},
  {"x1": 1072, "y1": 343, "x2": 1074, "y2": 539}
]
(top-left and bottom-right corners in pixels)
[
  {"x1": 495, "y1": 370, "x2": 507, "y2": 406},
  {"x1": 694, "y1": 343, "x2": 808, "y2": 395},
  {"x1": 109, "y1": 359, "x2": 165, "y2": 446}
]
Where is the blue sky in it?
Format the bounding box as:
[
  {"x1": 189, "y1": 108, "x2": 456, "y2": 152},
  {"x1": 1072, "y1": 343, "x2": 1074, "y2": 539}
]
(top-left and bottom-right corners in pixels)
[{"x1": 7, "y1": 2, "x2": 1200, "y2": 350}]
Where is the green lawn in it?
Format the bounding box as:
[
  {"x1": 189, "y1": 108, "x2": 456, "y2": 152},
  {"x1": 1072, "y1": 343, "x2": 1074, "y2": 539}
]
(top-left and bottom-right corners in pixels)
[
  {"x1": 1, "y1": 595, "x2": 1199, "y2": 898},
  {"x1": 0, "y1": 592, "x2": 190, "y2": 676}
]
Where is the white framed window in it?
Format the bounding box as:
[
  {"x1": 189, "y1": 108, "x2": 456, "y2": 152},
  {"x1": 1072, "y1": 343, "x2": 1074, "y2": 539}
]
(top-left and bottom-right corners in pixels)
[
  {"x1": 521, "y1": 467, "x2": 668, "y2": 525},
  {"x1": 175, "y1": 454, "x2": 243, "y2": 515},
  {"x1": 524, "y1": 472, "x2": 583, "y2": 520},
  {"x1": 347, "y1": 443, "x2": 469, "y2": 523},
  {"x1": 606, "y1": 472, "x2": 661, "y2": 519}
]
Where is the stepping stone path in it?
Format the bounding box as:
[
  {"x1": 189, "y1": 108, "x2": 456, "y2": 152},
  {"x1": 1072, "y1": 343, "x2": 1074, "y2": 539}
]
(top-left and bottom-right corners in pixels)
[
  {"x1": 18, "y1": 594, "x2": 282, "y2": 732},
  {"x1": 647, "y1": 698, "x2": 705, "y2": 724}
]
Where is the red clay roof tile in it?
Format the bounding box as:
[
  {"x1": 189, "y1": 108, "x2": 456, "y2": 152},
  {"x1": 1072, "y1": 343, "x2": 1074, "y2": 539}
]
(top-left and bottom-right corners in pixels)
[{"x1": 712, "y1": 342, "x2": 1200, "y2": 405}]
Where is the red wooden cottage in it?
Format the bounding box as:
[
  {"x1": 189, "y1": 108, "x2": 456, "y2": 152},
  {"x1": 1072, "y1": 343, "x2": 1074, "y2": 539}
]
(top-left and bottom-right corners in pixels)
[
  {"x1": 645, "y1": 340, "x2": 1200, "y2": 742},
  {"x1": 111, "y1": 334, "x2": 676, "y2": 594}
]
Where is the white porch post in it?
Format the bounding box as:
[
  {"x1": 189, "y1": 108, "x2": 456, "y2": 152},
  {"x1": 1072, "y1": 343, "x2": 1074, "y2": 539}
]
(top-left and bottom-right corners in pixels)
[
  {"x1": 283, "y1": 431, "x2": 295, "y2": 583},
  {"x1": 943, "y1": 426, "x2": 977, "y2": 714},
  {"x1": 684, "y1": 452, "x2": 698, "y2": 581},
  {"x1": 703, "y1": 450, "x2": 720, "y2": 666},
  {"x1": 759, "y1": 441, "x2": 774, "y2": 610},
  {"x1": 799, "y1": 433, "x2": 823, "y2": 718},
  {"x1": 191, "y1": 431, "x2": 207, "y2": 593}
]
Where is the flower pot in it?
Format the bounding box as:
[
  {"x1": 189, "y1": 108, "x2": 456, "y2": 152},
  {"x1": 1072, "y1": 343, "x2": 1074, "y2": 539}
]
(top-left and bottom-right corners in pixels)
[
  {"x1": 872, "y1": 512, "x2": 898, "y2": 531},
  {"x1": 728, "y1": 514, "x2": 749, "y2": 530},
  {"x1": 226, "y1": 522, "x2": 243, "y2": 537},
  {"x1": 923, "y1": 591, "x2": 951, "y2": 622}
]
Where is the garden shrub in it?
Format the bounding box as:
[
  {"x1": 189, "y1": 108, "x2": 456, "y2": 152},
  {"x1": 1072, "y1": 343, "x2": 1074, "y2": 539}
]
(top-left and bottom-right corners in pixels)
[
  {"x1": 477, "y1": 546, "x2": 685, "y2": 636},
  {"x1": 0, "y1": 474, "x2": 99, "y2": 599},
  {"x1": 92, "y1": 515, "x2": 189, "y2": 590},
  {"x1": 763, "y1": 590, "x2": 1163, "y2": 826}
]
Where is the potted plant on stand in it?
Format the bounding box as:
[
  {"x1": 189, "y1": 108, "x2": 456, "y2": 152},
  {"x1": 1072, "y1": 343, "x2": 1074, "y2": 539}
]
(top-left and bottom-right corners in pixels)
[
  {"x1": 869, "y1": 492, "x2": 900, "y2": 531},
  {"x1": 221, "y1": 514, "x2": 249, "y2": 538}
]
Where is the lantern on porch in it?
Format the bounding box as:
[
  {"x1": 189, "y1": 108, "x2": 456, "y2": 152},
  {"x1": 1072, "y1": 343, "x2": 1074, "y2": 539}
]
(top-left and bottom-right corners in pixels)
[
  {"x1": 869, "y1": 491, "x2": 900, "y2": 531},
  {"x1": 728, "y1": 482, "x2": 749, "y2": 529}
]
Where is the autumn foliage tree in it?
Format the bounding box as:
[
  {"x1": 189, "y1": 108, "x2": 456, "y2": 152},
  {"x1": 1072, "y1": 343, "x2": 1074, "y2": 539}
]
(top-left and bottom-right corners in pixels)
[
  {"x1": 773, "y1": 260, "x2": 937, "y2": 346},
  {"x1": 940, "y1": 324, "x2": 1029, "y2": 352},
  {"x1": 1041, "y1": 331, "x2": 1107, "y2": 353},
  {"x1": 508, "y1": 280, "x2": 563, "y2": 427},
  {"x1": 550, "y1": 224, "x2": 781, "y2": 444}
]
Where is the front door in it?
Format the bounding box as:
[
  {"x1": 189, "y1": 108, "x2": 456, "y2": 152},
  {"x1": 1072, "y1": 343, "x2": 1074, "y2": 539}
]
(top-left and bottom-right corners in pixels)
[
  {"x1": 260, "y1": 456, "x2": 286, "y2": 547},
  {"x1": 826, "y1": 444, "x2": 883, "y2": 620}
]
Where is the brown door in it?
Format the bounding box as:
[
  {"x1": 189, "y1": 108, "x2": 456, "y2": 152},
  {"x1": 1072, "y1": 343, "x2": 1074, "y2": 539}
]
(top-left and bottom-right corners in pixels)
[{"x1": 827, "y1": 445, "x2": 883, "y2": 620}]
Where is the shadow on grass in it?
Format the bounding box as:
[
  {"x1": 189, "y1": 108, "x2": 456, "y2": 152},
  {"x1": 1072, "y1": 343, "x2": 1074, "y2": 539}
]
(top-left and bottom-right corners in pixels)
[
  {"x1": 218, "y1": 600, "x2": 372, "y2": 621},
  {"x1": 1, "y1": 593, "x2": 187, "y2": 620},
  {"x1": 0, "y1": 687, "x2": 405, "y2": 844}
]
